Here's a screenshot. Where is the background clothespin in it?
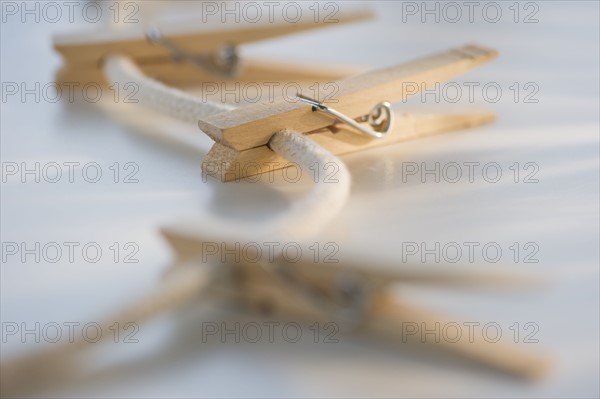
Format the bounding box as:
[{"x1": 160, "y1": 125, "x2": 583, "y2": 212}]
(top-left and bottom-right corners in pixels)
[
  {"x1": 53, "y1": 10, "x2": 374, "y2": 87},
  {"x1": 161, "y1": 226, "x2": 551, "y2": 380}
]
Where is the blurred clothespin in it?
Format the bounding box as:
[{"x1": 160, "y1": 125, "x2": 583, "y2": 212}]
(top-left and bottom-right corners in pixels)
[
  {"x1": 0, "y1": 226, "x2": 550, "y2": 398},
  {"x1": 53, "y1": 10, "x2": 373, "y2": 87},
  {"x1": 161, "y1": 226, "x2": 550, "y2": 379}
]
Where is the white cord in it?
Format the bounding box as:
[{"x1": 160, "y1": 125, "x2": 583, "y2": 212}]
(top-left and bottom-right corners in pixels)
[
  {"x1": 102, "y1": 54, "x2": 351, "y2": 241},
  {"x1": 268, "y1": 129, "x2": 351, "y2": 241},
  {"x1": 103, "y1": 54, "x2": 235, "y2": 123},
  {"x1": 1, "y1": 55, "x2": 354, "y2": 396}
]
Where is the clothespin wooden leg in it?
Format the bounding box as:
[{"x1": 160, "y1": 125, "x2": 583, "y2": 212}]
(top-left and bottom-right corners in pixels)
[
  {"x1": 0, "y1": 264, "x2": 215, "y2": 397},
  {"x1": 363, "y1": 293, "x2": 551, "y2": 379},
  {"x1": 159, "y1": 230, "x2": 552, "y2": 379}
]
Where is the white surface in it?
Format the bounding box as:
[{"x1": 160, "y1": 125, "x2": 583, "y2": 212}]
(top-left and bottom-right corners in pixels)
[{"x1": 1, "y1": 1, "x2": 599, "y2": 397}]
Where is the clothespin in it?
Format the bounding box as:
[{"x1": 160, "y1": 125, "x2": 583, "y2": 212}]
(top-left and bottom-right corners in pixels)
[
  {"x1": 53, "y1": 10, "x2": 373, "y2": 87},
  {"x1": 54, "y1": 14, "x2": 498, "y2": 183},
  {"x1": 161, "y1": 226, "x2": 550, "y2": 379},
  {"x1": 199, "y1": 44, "x2": 499, "y2": 181},
  {"x1": 0, "y1": 226, "x2": 550, "y2": 396}
]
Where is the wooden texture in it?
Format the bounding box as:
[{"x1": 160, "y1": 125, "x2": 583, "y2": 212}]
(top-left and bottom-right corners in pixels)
[
  {"x1": 55, "y1": 57, "x2": 359, "y2": 87},
  {"x1": 201, "y1": 109, "x2": 496, "y2": 181},
  {"x1": 53, "y1": 10, "x2": 373, "y2": 79},
  {"x1": 160, "y1": 229, "x2": 549, "y2": 379},
  {"x1": 162, "y1": 227, "x2": 536, "y2": 288},
  {"x1": 198, "y1": 44, "x2": 498, "y2": 150},
  {"x1": 365, "y1": 294, "x2": 550, "y2": 379}
]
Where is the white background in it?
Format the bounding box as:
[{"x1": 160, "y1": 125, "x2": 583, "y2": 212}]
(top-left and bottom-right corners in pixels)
[{"x1": 1, "y1": 1, "x2": 599, "y2": 397}]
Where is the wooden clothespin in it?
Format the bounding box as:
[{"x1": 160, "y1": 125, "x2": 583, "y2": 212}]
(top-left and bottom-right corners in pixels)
[
  {"x1": 53, "y1": 10, "x2": 373, "y2": 87},
  {"x1": 0, "y1": 226, "x2": 550, "y2": 396},
  {"x1": 162, "y1": 227, "x2": 550, "y2": 379},
  {"x1": 199, "y1": 44, "x2": 499, "y2": 181},
  {"x1": 54, "y1": 14, "x2": 498, "y2": 183}
]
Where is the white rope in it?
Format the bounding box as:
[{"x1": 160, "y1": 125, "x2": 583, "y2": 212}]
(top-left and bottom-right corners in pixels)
[
  {"x1": 268, "y1": 129, "x2": 351, "y2": 241},
  {"x1": 103, "y1": 54, "x2": 235, "y2": 123},
  {"x1": 0, "y1": 55, "x2": 353, "y2": 395},
  {"x1": 101, "y1": 54, "x2": 351, "y2": 241}
]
